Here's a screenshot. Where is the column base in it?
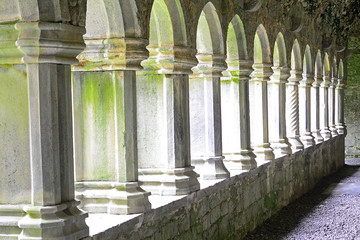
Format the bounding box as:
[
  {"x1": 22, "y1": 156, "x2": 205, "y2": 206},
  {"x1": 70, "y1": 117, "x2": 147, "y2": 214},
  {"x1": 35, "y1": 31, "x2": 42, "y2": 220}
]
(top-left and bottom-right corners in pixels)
[
  {"x1": 223, "y1": 150, "x2": 257, "y2": 171},
  {"x1": 300, "y1": 133, "x2": 315, "y2": 148},
  {"x1": 312, "y1": 130, "x2": 324, "y2": 144},
  {"x1": 192, "y1": 156, "x2": 230, "y2": 180},
  {"x1": 271, "y1": 139, "x2": 292, "y2": 158},
  {"x1": 253, "y1": 143, "x2": 275, "y2": 161},
  {"x1": 321, "y1": 128, "x2": 332, "y2": 141},
  {"x1": 75, "y1": 181, "x2": 151, "y2": 215},
  {"x1": 330, "y1": 125, "x2": 339, "y2": 137},
  {"x1": 17, "y1": 201, "x2": 88, "y2": 240},
  {"x1": 336, "y1": 124, "x2": 346, "y2": 135},
  {"x1": 288, "y1": 136, "x2": 304, "y2": 152},
  {"x1": 138, "y1": 167, "x2": 200, "y2": 195},
  {"x1": 0, "y1": 205, "x2": 24, "y2": 239}
]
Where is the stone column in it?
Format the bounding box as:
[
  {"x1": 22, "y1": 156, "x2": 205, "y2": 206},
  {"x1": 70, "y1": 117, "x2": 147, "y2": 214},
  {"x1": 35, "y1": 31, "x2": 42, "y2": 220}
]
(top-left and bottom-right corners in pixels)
[
  {"x1": 320, "y1": 72, "x2": 332, "y2": 140},
  {"x1": 249, "y1": 63, "x2": 275, "y2": 161},
  {"x1": 299, "y1": 72, "x2": 315, "y2": 147},
  {"x1": 0, "y1": 22, "x2": 88, "y2": 239},
  {"x1": 221, "y1": 60, "x2": 256, "y2": 171},
  {"x1": 335, "y1": 73, "x2": 346, "y2": 135},
  {"x1": 329, "y1": 74, "x2": 339, "y2": 136},
  {"x1": 137, "y1": 46, "x2": 200, "y2": 195},
  {"x1": 286, "y1": 69, "x2": 304, "y2": 152},
  {"x1": 268, "y1": 65, "x2": 292, "y2": 157},
  {"x1": 72, "y1": 38, "x2": 151, "y2": 214},
  {"x1": 190, "y1": 54, "x2": 230, "y2": 179},
  {"x1": 311, "y1": 71, "x2": 324, "y2": 143}
]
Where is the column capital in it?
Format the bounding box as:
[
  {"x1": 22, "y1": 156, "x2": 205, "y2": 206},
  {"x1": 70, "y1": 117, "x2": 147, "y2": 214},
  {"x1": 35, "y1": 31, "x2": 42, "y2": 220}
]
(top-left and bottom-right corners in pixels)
[
  {"x1": 0, "y1": 22, "x2": 85, "y2": 65},
  {"x1": 336, "y1": 77, "x2": 345, "y2": 89},
  {"x1": 192, "y1": 53, "x2": 227, "y2": 77},
  {"x1": 74, "y1": 37, "x2": 148, "y2": 71},
  {"x1": 288, "y1": 69, "x2": 303, "y2": 84},
  {"x1": 313, "y1": 73, "x2": 323, "y2": 87},
  {"x1": 250, "y1": 63, "x2": 272, "y2": 81},
  {"x1": 300, "y1": 72, "x2": 315, "y2": 87},
  {"x1": 270, "y1": 66, "x2": 290, "y2": 84},
  {"x1": 142, "y1": 45, "x2": 198, "y2": 75},
  {"x1": 321, "y1": 75, "x2": 331, "y2": 87}
]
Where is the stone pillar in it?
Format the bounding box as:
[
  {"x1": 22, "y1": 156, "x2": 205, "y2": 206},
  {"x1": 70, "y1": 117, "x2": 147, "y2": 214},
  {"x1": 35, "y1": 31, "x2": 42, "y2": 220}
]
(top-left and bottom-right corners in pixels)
[
  {"x1": 137, "y1": 46, "x2": 200, "y2": 195},
  {"x1": 268, "y1": 65, "x2": 292, "y2": 157},
  {"x1": 221, "y1": 60, "x2": 256, "y2": 171},
  {"x1": 299, "y1": 72, "x2": 315, "y2": 147},
  {"x1": 335, "y1": 74, "x2": 346, "y2": 135},
  {"x1": 329, "y1": 74, "x2": 339, "y2": 136},
  {"x1": 72, "y1": 38, "x2": 151, "y2": 214},
  {"x1": 190, "y1": 54, "x2": 230, "y2": 179},
  {"x1": 0, "y1": 22, "x2": 88, "y2": 239},
  {"x1": 311, "y1": 71, "x2": 324, "y2": 143},
  {"x1": 320, "y1": 73, "x2": 332, "y2": 140},
  {"x1": 286, "y1": 69, "x2": 304, "y2": 152},
  {"x1": 249, "y1": 63, "x2": 275, "y2": 161}
]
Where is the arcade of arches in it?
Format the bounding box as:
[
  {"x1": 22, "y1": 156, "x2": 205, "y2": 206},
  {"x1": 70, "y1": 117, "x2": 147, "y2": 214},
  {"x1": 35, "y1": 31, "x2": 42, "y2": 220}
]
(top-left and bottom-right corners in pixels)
[{"x1": 0, "y1": 0, "x2": 354, "y2": 239}]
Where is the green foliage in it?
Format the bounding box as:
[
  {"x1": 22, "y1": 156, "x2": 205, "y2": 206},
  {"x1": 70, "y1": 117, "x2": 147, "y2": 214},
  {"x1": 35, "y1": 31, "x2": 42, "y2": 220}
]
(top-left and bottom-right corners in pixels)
[{"x1": 344, "y1": 54, "x2": 360, "y2": 123}]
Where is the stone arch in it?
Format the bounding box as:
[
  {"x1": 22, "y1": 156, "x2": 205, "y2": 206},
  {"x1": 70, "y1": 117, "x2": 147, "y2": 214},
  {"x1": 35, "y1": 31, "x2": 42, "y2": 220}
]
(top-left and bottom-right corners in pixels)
[
  {"x1": 273, "y1": 32, "x2": 287, "y2": 67},
  {"x1": 254, "y1": 24, "x2": 271, "y2": 64},
  {"x1": 332, "y1": 56, "x2": 338, "y2": 78},
  {"x1": 291, "y1": 39, "x2": 302, "y2": 71},
  {"x1": 323, "y1": 53, "x2": 331, "y2": 77},
  {"x1": 149, "y1": 0, "x2": 187, "y2": 49},
  {"x1": 196, "y1": 2, "x2": 224, "y2": 55},
  {"x1": 338, "y1": 59, "x2": 344, "y2": 79},
  {"x1": 226, "y1": 15, "x2": 248, "y2": 62},
  {"x1": 315, "y1": 50, "x2": 323, "y2": 77},
  {"x1": 303, "y1": 45, "x2": 313, "y2": 74}
]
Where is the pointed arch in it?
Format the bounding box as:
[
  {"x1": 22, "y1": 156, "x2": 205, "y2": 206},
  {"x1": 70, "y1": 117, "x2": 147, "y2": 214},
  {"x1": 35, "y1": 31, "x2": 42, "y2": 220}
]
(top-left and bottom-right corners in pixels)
[
  {"x1": 323, "y1": 53, "x2": 331, "y2": 77},
  {"x1": 314, "y1": 50, "x2": 322, "y2": 77},
  {"x1": 196, "y1": 2, "x2": 224, "y2": 55},
  {"x1": 332, "y1": 56, "x2": 337, "y2": 78},
  {"x1": 85, "y1": 0, "x2": 141, "y2": 39},
  {"x1": 338, "y1": 59, "x2": 344, "y2": 80},
  {"x1": 226, "y1": 15, "x2": 248, "y2": 61},
  {"x1": 273, "y1": 32, "x2": 287, "y2": 67},
  {"x1": 149, "y1": 0, "x2": 187, "y2": 49},
  {"x1": 303, "y1": 45, "x2": 312, "y2": 74},
  {"x1": 291, "y1": 39, "x2": 302, "y2": 71},
  {"x1": 254, "y1": 24, "x2": 271, "y2": 64}
]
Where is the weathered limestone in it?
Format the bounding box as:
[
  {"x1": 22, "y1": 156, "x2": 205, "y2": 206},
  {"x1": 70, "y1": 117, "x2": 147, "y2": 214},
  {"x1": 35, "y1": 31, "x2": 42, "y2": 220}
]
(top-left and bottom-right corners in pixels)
[
  {"x1": 320, "y1": 56, "x2": 332, "y2": 141},
  {"x1": 299, "y1": 51, "x2": 315, "y2": 147},
  {"x1": 311, "y1": 52, "x2": 324, "y2": 143},
  {"x1": 268, "y1": 49, "x2": 292, "y2": 158},
  {"x1": 0, "y1": 19, "x2": 88, "y2": 239},
  {"x1": 190, "y1": 54, "x2": 230, "y2": 179},
  {"x1": 250, "y1": 62, "x2": 275, "y2": 161},
  {"x1": 336, "y1": 60, "x2": 346, "y2": 135},
  {"x1": 329, "y1": 65, "x2": 339, "y2": 137},
  {"x1": 221, "y1": 60, "x2": 257, "y2": 171},
  {"x1": 71, "y1": 0, "x2": 151, "y2": 214}
]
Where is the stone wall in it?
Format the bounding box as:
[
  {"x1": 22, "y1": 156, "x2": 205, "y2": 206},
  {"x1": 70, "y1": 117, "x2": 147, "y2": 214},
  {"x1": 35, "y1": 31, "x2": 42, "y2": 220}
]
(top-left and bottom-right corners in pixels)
[{"x1": 85, "y1": 135, "x2": 344, "y2": 240}]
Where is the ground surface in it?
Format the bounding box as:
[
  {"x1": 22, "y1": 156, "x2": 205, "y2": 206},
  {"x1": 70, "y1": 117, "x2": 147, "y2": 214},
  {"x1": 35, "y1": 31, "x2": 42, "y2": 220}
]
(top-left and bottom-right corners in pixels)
[{"x1": 243, "y1": 158, "x2": 360, "y2": 240}]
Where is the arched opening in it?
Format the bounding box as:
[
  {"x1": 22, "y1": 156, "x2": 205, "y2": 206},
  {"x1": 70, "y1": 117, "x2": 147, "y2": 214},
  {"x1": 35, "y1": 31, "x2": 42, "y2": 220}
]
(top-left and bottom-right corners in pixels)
[
  {"x1": 189, "y1": 2, "x2": 229, "y2": 179},
  {"x1": 268, "y1": 32, "x2": 291, "y2": 157},
  {"x1": 221, "y1": 15, "x2": 255, "y2": 170},
  {"x1": 249, "y1": 24, "x2": 274, "y2": 160}
]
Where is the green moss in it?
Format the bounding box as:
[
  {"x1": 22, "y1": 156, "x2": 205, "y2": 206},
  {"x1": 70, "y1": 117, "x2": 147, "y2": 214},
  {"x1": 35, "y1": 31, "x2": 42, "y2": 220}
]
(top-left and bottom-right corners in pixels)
[{"x1": 264, "y1": 192, "x2": 278, "y2": 212}]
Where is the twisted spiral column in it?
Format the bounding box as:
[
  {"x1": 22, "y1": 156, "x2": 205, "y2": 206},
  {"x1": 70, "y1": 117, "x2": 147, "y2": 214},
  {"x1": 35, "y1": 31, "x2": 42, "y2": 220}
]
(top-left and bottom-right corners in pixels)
[{"x1": 286, "y1": 69, "x2": 304, "y2": 152}]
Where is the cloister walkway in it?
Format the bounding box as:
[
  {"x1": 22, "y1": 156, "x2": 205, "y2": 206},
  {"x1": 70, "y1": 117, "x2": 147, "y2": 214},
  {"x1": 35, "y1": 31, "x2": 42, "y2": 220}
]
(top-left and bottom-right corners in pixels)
[{"x1": 244, "y1": 158, "x2": 360, "y2": 240}]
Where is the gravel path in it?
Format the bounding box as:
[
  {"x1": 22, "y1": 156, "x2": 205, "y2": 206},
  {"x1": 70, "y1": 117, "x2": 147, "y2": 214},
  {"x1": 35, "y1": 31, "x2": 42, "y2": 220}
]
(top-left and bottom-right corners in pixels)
[{"x1": 243, "y1": 158, "x2": 360, "y2": 240}]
